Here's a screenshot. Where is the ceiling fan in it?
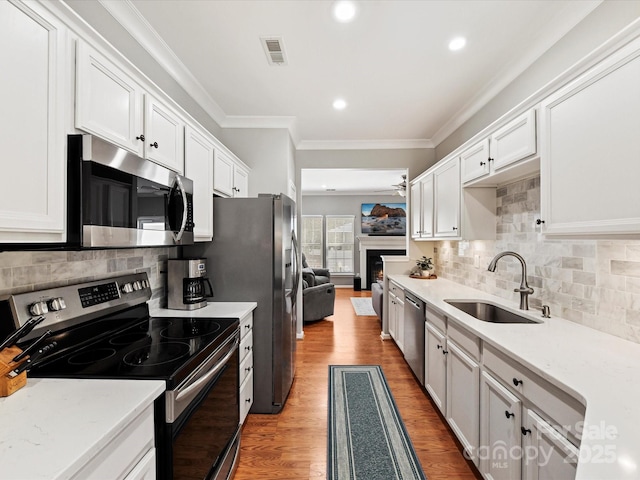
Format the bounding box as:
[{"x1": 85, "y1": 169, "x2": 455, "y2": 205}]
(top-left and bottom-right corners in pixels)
[{"x1": 375, "y1": 175, "x2": 407, "y2": 196}]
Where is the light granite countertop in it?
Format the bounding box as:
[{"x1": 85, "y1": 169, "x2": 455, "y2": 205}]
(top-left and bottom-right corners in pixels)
[
  {"x1": 0, "y1": 378, "x2": 165, "y2": 480},
  {"x1": 150, "y1": 301, "x2": 257, "y2": 319},
  {"x1": 388, "y1": 274, "x2": 640, "y2": 480}
]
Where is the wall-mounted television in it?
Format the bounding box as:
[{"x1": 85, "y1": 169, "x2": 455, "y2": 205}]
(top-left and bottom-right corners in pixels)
[{"x1": 361, "y1": 203, "x2": 407, "y2": 235}]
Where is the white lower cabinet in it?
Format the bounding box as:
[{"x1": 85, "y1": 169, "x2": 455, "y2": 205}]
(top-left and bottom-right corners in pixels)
[
  {"x1": 387, "y1": 281, "x2": 405, "y2": 352},
  {"x1": 70, "y1": 404, "x2": 155, "y2": 480},
  {"x1": 480, "y1": 371, "x2": 522, "y2": 480},
  {"x1": 424, "y1": 321, "x2": 447, "y2": 415},
  {"x1": 522, "y1": 409, "x2": 579, "y2": 480},
  {"x1": 239, "y1": 312, "x2": 254, "y2": 424},
  {"x1": 446, "y1": 340, "x2": 480, "y2": 465}
]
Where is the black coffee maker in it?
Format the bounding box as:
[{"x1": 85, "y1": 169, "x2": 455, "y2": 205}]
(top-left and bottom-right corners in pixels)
[{"x1": 167, "y1": 259, "x2": 214, "y2": 310}]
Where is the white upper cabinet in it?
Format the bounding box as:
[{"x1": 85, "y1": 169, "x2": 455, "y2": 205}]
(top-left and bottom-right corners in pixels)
[
  {"x1": 461, "y1": 139, "x2": 490, "y2": 184},
  {"x1": 76, "y1": 41, "x2": 185, "y2": 174},
  {"x1": 213, "y1": 150, "x2": 234, "y2": 197},
  {"x1": 410, "y1": 177, "x2": 433, "y2": 239},
  {"x1": 184, "y1": 125, "x2": 214, "y2": 241},
  {"x1": 0, "y1": 1, "x2": 67, "y2": 242},
  {"x1": 461, "y1": 110, "x2": 537, "y2": 186},
  {"x1": 540, "y1": 37, "x2": 640, "y2": 236},
  {"x1": 489, "y1": 109, "x2": 537, "y2": 172},
  {"x1": 213, "y1": 148, "x2": 250, "y2": 198},
  {"x1": 144, "y1": 94, "x2": 185, "y2": 174},
  {"x1": 76, "y1": 41, "x2": 144, "y2": 156},
  {"x1": 434, "y1": 158, "x2": 461, "y2": 238}
]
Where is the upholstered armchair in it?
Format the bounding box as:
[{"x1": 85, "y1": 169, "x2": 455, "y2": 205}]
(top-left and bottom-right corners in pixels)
[
  {"x1": 302, "y1": 280, "x2": 335, "y2": 322},
  {"x1": 301, "y1": 253, "x2": 331, "y2": 286}
]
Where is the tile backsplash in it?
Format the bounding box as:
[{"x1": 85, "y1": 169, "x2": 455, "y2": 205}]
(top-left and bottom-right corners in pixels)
[
  {"x1": 434, "y1": 175, "x2": 640, "y2": 344},
  {"x1": 0, "y1": 247, "x2": 177, "y2": 310}
]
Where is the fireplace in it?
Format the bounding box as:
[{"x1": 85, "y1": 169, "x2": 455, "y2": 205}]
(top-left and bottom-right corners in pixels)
[
  {"x1": 366, "y1": 249, "x2": 406, "y2": 289},
  {"x1": 357, "y1": 235, "x2": 407, "y2": 289}
]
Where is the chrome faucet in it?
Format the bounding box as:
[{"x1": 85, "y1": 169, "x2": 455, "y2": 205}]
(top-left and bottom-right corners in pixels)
[{"x1": 487, "y1": 251, "x2": 534, "y2": 310}]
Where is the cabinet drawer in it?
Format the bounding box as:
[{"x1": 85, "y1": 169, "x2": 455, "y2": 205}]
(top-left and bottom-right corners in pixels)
[
  {"x1": 240, "y1": 371, "x2": 254, "y2": 424},
  {"x1": 389, "y1": 281, "x2": 404, "y2": 301},
  {"x1": 483, "y1": 345, "x2": 585, "y2": 439},
  {"x1": 240, "y1": 330, "x2": 253, "y2": 364},
  {"x1": 240, "y1": 313, "x2": 253, "y2": 341},
  {"x1": 447, "y1": 321, "x2": 480, "y2": 361},
  {"x1": 239, "y1": 350, "x2": 254, "y2": 387},
  {"x1": 425, "y1": 305, "x2": 445, "y2": 334}
]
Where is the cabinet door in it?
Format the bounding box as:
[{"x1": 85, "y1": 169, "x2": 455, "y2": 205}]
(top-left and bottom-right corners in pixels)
[
  {"x1": 388, "y1": 292, "x2": 398, "y2": 340},
  {"x1": 480, "y1": 371, "x2": 522, "y2": 480},
  {"x1": 446, "y1": 341, "x2": 480, "y2": 466},
  {"x1": 76, "y1": 41, "x2": 144, "y2": 155},
  {"x1": 540, "y1": 38, "x2": 640, "y2": 235},
  {"x1": 395, "y1": 297, "x2": 405, "y2": 353},
  {"x1": 123, "y1": 449, "x2": 156, "y2": 480},
  {"x1": 522, "y1": 409, "x2": 578, "y2": 480},
  {"x1": 410, "y1": 181, "x2": 422, "y2": 239},
  {"x1": 0, "y1": 1, "x2": 66, "y2": 240},
  {"x1": 461, "y1": 138, "x2": 490, "y2": 183},
  {"x1": 420, "y1": 175, "x2": 434, "y2": 238},
  {"x1": 185, "y1": 126, "x2": 214, "y2": 241},
  {"x1": 144, "y1": 94, "x2": 185, "y2": 173},
  {"x1": 213, "y1": 150, "x2": 235, "y2": 197},
  {"x1": 425, "y1": 322, "x2": 446, "y2": 415},
  {"x1": 434, "y1": 158, "x2": 461, "y2": 238},
  {"x1": 233, "y1": 164, "x2": 249, "y2": 197},
  {"x1": 490, "y1": 109, "x2": 536, "y2": 172}
]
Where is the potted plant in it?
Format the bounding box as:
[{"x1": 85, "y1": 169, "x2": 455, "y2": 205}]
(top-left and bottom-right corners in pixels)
[{"x1": 416, "y1": 256, "x2": 434, "y2": 277}]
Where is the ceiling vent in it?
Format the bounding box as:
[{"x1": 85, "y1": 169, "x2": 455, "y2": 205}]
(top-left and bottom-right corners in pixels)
[{"x1": 261, "y1": 36, "x2": 288, "y2": 66}]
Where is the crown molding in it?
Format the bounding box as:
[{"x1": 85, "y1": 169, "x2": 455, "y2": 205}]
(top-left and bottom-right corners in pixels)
[
  {"x1": 430, "y1": 0, "x2": 602, "y2": 146},
  {"x1": 98, "y1": 0, "x2": 227, "y2": 125},
  {"x1": 297, "y1": 139, "x2": 433, "y2": 151}
]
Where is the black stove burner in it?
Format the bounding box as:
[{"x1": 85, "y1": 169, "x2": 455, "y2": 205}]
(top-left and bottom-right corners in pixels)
[
  {"x1": 68, "y1": 348, "x2": 117, "y2": 365},
  {"x1": 109, "y1": 332, "x2": 149, "y2": 345},
  {"x1": 123, "y1": 342, "x2": 191, "y2": 367},
  {"x1": 160, "y1": 319, "x2": 221, "y2": 340}
]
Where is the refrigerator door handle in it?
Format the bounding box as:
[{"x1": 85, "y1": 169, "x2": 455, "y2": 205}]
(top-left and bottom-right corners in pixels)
[{"x1": 291, "y1": 230, "x2": 300, "y2": 304}]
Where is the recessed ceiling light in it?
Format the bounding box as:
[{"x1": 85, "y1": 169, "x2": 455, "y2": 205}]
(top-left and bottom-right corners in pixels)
[
  {"x1": 333, "y1": 98, "x2": 347, "y2": 110},
  {"x1": 333, "y1": 1, "x2": 357, "y2": 23},
  {"x1": 449, "y1": 36, "x2": 467, "y2": 51}
]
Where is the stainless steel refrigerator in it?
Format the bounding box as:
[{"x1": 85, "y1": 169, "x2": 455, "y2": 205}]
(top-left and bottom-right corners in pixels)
[{"x1": 184, "y1": 194, "x2": 299, "y2": 414}]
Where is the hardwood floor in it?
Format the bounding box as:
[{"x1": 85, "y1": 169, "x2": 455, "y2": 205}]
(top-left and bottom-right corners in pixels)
[{"x1": 233, "y1": 288, "x2": 482, "y2": 480}]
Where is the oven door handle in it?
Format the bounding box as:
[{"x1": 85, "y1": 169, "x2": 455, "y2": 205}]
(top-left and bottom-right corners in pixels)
[
  {"x1": 175, "y1": 338, "x2": 239, "y2": 403},
  {"x1": 171, "y1": 175, "x2": 188, "y2": 243}
]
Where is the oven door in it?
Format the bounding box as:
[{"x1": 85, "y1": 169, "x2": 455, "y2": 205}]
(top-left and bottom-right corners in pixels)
[{"x1": 158, "y1": 332, "x2": 240, "y2": 480}]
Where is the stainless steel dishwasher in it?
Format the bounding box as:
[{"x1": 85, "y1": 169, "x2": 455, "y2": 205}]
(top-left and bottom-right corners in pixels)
[{"x1": 404, "y1": 292, "x2": 425, "y2": 385}]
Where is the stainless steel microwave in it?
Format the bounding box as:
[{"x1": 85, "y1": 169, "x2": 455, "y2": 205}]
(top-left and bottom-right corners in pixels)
[{"x1": 67, "y1": 134, "x2": 194, "y2": 248}]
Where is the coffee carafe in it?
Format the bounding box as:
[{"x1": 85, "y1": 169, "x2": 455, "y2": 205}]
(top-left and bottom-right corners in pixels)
[{"x1": 167, "y1": 259, "x2": 214, "y2": 310}]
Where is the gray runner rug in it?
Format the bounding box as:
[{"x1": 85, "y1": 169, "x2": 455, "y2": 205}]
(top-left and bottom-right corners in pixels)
[{"x1": 327, "y1": 365, "x2": 427, "y2": 480}]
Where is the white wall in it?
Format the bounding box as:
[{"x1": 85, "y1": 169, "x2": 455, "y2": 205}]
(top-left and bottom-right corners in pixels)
[{"x1": 218, "y1": 128, "x2": 293, "y2": 197}]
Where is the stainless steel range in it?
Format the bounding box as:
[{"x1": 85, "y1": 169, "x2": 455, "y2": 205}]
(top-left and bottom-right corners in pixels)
[{"x1": 0, "y1": 272, "x2": 240, "y2": 480}]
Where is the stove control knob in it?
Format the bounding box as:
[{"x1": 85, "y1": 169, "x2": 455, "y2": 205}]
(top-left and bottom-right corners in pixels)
[
  {"x1": 48, "y1": 297, "x2": 66, "y2": 312},
  {"x1": 133, "y1": 281, "x2": 143, "y2": 291},
  {"x1": 121, "y1": 283, "x2": 134, "y2": 294},
  {"x1": 29, "y1": 301, "x2": 49, "y2": 316}
]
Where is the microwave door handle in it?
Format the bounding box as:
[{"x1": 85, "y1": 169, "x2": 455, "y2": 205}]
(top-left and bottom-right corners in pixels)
[{"x1": 171, "y1": 175, "x2": 188, "y2": 243}]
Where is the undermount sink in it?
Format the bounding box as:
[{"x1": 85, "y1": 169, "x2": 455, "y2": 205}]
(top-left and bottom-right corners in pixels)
[{"x1": 444, "y1": 300, "x2": 542, "y2": 324}]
